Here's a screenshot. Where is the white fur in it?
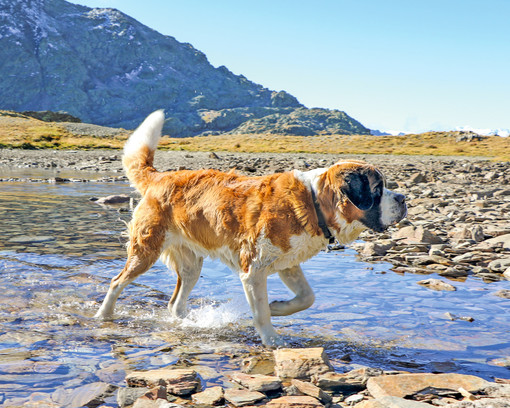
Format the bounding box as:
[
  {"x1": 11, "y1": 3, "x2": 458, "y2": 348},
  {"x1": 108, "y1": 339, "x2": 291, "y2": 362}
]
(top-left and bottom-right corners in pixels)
[
  {"x1": 380, "y1": 188, "x2": 405, "y2": 226},
  {"x1": 123, "y1": 109, "x2": 165, "y2": 157}
]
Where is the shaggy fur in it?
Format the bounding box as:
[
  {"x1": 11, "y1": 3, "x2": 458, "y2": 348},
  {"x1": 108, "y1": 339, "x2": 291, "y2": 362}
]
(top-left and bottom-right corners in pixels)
[{"x1": 95, "y1": 111, "x2": 407, "y2": 346}]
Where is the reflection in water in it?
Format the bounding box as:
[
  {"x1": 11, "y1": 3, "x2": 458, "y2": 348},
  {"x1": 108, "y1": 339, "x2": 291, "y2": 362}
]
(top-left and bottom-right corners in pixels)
[{"x1": 0, "y1": 181, "x2": 509, "y2": 402}]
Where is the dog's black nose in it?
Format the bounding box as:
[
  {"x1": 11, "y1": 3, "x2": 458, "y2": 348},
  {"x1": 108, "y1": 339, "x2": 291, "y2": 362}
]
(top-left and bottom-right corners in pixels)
[{"x1": 394, "y1": 193, "x2": 406, "y2": 204}]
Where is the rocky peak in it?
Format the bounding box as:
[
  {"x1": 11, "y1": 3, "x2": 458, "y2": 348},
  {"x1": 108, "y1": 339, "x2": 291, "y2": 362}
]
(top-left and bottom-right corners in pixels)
[{"x1": 0, "y1": 0, "x2": 368, "y2": 136}]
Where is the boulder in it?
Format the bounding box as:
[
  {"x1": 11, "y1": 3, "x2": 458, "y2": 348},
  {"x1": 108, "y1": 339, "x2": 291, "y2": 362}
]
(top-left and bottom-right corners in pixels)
[
  {"x1": 125, "y1": 368, "x2": 200, "y2": 396},
  {"x1": 366, "y1": 373, "x2": 489, "y2": 399},
  {"x1": 273, "y1": 348, "x2": 333, "y2": 380}
]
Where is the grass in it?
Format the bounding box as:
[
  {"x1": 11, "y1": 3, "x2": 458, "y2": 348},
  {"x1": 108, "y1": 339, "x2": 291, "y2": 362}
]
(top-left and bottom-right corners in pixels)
[{"x1": 1, "y1": 110, "x2": 509, "y2": 161}]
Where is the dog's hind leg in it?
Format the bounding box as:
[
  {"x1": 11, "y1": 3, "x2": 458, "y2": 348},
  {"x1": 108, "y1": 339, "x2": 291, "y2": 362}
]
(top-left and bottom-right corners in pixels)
[
  {"x1": 166, "y1": 246, "x2": 203, "y2": 318},
  {"x1": 95, "y1": 212, "x2": 165, "y2": 319},
  {"x1": 95, "y1": 251, "x2": 159, "y2": 319},
  {"x1": 269, "y1": 265, "x2": 315, "y2": 316}
]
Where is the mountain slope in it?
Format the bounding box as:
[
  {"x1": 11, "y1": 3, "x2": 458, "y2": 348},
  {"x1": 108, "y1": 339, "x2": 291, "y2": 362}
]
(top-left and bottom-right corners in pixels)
[{"x1": 0, "y1": 0, "x2": 369, "y2": 136}]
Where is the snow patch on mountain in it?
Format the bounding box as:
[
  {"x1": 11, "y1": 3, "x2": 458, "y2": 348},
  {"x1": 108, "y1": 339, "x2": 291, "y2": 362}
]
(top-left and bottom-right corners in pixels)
[{"x1": 456, "y1": 126, "x2": 509, "y2": 138}]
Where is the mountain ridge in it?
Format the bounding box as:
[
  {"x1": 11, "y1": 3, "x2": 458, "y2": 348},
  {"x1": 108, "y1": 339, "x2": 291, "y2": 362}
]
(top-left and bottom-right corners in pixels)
[{"x1": 0, "y1": 0, "x2": 370, "y2": 137}]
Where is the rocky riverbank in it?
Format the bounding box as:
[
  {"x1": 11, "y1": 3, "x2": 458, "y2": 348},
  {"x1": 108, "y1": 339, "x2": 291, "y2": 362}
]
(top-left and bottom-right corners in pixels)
[{"x1": 11, "y1": 346, "x2": 509, "y2": 407}]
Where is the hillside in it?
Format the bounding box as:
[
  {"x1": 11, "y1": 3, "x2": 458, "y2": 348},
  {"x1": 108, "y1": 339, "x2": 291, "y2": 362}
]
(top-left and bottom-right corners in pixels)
[
  {"x1": 0, "y1": 0, "x2": 369, "y2": 137},
  {"x1": 1, "y1": 110, "x2": 508, "y2": 161}
]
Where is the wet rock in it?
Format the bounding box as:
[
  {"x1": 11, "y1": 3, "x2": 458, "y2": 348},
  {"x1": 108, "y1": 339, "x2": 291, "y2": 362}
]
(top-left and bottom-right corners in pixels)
[
  {"x1": 273, "y1": 348, "x2": 333, "y2": 380},
  {"x1": 444, "y1": 312, "x2": 475, "y2": 322},
  {"x1": 417, "y1": 278, "x2": 456, "y2": 291},
  {"x1": 231, "y1": 372, "x2": 282, "y2": 392},
  {"x1": 290, "y1": 379, "x2": 331, "y2": 404},
  {"x1": 94, "y1": 194, "x2": 131, "y2": 205},
  {"x1": 191, "y1": 386, "x2": 224, "y2": 405},
  {"x1": 366, "y1": 373, "x2": 489, "y2": 399},
  {"x1": 494, "y1": 289, "x2": 510, "y2": 299},
  {"x1": 241, "y1": 353, "x2": 275, "y2": 375},
  {"x1": 266, "y1": 395, "x2": 324, "y2": 408},
  {"x1": 223, "y1": 388, "x2": 266, "y2": 407},
  {"x1": 118, "y1": 387, "x2": 148, "y2": 407},
  {"x1": 488, "y1": 358, "x2": 510, "y2": 368},
  {"x1": 51, "y1": 382, "x2": 117, "y2": 408},
  {"x1": 125, "y1": 368, "x2": 200, "y2": 396}
]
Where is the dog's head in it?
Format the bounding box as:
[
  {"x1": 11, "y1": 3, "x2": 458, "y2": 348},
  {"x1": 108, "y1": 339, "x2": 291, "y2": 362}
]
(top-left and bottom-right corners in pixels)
[{"x1": 319, "y1": 161, "x2": 407, "y2": 233}]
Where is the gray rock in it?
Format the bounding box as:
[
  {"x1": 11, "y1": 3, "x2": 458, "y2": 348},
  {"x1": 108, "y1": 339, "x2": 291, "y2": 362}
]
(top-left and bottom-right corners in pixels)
[
  {"x1": 417, "y1": 278, "x2": 456, "y2": 291},
  {"x1": 488, "y1": 257, "x2": 510, "y2": 273},
  {"x1": 51, "y1": 382, "x2": 117, "y2": 408},
  {"x1": 494, "y1": 289, "x2": 510, "y2": 299},
  {"x1": 118, "y1": 387, "x2": 148, "y2": 408}
]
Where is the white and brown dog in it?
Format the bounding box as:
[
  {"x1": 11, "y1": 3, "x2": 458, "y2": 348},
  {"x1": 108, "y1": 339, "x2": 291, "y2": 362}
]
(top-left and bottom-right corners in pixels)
[{"x1": 95, "y1": 110, "x2": 407, "y2": 346}]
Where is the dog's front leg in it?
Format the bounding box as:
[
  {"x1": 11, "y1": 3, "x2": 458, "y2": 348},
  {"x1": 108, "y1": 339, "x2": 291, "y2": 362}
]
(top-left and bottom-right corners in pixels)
[
  {"x1": 240, "y1": 268, "x2": 283, "y2": 347},
  {"x1": 270, "y1": 265, "x2": 315, "y2": 316}
]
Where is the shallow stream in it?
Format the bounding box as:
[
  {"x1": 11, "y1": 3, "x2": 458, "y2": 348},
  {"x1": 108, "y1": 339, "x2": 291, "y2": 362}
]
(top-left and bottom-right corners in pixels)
[{"x1": 0, "y1": 175, "x2": 509, "y2": 404}]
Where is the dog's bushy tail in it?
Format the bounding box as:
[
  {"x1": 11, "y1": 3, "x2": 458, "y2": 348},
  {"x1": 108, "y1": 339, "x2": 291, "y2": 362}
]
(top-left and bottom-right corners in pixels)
[{"x1": 122, "y1": 110, "x2": 164, "y2": 194}]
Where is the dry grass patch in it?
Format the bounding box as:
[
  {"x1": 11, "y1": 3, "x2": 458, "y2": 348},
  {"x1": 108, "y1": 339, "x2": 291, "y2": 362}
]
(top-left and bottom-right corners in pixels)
[{"x1": 0, "y1": 111, "x2": 508, "y2": 161}]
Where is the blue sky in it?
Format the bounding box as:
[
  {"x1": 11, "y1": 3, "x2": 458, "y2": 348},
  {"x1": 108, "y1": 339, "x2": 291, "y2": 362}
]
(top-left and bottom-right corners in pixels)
[{"x1": 72, "y1": 0, "x2": 509, "y2": 133}]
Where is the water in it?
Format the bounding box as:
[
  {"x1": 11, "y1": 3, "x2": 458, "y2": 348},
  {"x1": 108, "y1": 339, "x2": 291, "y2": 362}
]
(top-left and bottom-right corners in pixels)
[{"x1": 0, "y1": 179, "x2": 509, "y2": 404}]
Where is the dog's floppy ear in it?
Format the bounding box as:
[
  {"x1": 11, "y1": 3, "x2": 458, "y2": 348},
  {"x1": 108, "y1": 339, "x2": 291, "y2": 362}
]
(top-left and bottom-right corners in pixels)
[{"x1": 341, "y1": 171, "x2": 374, "y2": 210}]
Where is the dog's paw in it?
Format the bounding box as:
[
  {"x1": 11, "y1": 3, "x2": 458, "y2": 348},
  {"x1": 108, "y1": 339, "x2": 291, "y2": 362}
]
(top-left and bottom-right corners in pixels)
[
  {"x1": 269, "y1": 300, "x2": 291, "y2": 316},
  {"x1": 261, "y1": 334, "x2": 288, "y2": 348}
]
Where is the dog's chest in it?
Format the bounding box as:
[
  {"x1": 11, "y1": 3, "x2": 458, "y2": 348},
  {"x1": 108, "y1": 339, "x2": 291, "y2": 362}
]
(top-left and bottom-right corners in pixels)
[{"x1": 255, "y1": 232, "x2": 326, "y2": 272}]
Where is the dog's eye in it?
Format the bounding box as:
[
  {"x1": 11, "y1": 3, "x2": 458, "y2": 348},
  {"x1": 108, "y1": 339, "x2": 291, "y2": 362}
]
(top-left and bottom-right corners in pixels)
[{"x1": 372, "y1": 183, "x2": 383, "y2": 197}]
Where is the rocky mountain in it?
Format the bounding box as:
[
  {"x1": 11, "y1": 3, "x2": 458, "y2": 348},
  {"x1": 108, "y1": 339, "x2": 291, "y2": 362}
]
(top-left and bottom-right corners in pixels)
[{"x1": 0, "y1": 0, "x2": 370, "y2": 136}]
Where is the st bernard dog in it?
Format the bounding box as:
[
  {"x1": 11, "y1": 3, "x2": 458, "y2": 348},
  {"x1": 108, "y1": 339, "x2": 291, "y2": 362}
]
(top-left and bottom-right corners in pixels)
[{"x1": 95, "y1": 110, "x2": 407, "y2": 346}]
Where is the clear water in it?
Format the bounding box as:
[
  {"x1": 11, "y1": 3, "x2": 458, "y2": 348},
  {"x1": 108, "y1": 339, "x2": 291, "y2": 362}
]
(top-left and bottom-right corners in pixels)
[{"x1": 0, "y1": 180, "x2": 509, "y2": 403}]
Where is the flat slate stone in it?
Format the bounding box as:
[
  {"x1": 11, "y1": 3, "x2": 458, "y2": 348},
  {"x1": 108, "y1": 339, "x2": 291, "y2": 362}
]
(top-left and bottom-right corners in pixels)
[
  {"x1": 125, "y1": 368, "x2": 200, "y2": 396},
  {"x1": 366, "y1": 373, "x2": 490, "y2": 399},
  {"x1": 224, "y1": 388, "x2": 265, "y2": 407}
]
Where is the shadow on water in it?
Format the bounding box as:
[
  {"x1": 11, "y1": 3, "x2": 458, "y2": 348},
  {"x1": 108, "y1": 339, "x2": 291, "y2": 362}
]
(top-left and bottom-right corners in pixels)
[{"x1": 0, "y1": 180, "x2": 509, "y2": 403}]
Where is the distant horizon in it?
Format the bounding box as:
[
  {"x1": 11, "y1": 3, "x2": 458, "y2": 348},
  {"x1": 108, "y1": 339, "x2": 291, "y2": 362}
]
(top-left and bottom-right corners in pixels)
[{"x1": 71, "y1": 0, "x2": 509, "y2": 134}]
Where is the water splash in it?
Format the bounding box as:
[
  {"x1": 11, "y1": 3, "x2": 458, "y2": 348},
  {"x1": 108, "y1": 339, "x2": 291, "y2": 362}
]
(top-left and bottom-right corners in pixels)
[{"x1": 178, "y1": 297, "x2": 249, "y2": 329}]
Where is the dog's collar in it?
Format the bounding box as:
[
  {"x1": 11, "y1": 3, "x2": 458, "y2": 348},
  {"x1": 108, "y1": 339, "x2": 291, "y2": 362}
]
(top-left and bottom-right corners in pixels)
[{"x1": 310, "y1": 188, "x2": 336, "y2": 244}]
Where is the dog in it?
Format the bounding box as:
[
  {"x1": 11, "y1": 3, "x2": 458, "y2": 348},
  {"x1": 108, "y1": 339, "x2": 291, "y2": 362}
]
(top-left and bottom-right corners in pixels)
[{"x1": 95, "y1": 110, "x2": 407, "y2": 346}]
